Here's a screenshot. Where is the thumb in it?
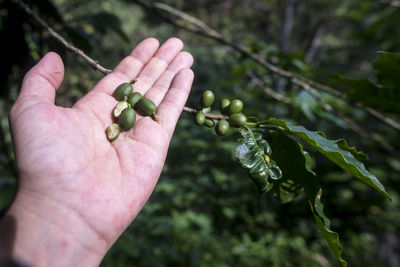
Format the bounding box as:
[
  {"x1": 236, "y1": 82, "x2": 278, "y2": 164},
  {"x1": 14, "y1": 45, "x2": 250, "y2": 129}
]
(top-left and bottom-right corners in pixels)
[{"x1": 18, "y1": 52, "x2": 64, "y2": 105}]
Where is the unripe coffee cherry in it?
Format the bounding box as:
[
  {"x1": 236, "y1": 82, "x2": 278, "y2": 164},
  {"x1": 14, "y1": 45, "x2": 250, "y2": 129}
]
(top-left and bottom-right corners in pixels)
[
  {"x1": 127, "y1": 92, "x2": 142, "y2": 108},
  {"x1": 220, "y1": 98, "x2": 230, "y2": 115},
  {"x1": 204, "y1": 119, "x2": 215, "y2": 128},
  {"x1": 114, "y1": 83, "x2": 133, "y2": 101},
  {"x1": 113, "y1": 101, "x2": 129, "y2": 118},
  {"x1": 229, "y1": 113, "x2": 247, "y2": 128},
  {"x1": 228, "y1": 99, "x2": 243, "y2": 114},
  {"x1": 106, "y1": 123, "x2": 120, "y2": 141},
  {"x1": 119, "y1": 108, "x2": 136, "y2": 130},
  {"x1": 196, "y1": 112, "x2": 206, "y2": 125},
  {"x1": 136, "y1": 98, "x2": 158, "y2": 120},
  {"x1": 216, "y1": 119, "x2": 230, "y2": 136},
  {"x1": 201, "y1": 90, "x2": 214, "y2": 108}
]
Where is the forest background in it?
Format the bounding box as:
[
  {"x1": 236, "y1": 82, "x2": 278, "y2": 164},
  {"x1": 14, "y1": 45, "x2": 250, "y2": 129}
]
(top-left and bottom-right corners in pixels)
[{"x1": 0, "y1": 0, "x2": 400, "y2": 266}]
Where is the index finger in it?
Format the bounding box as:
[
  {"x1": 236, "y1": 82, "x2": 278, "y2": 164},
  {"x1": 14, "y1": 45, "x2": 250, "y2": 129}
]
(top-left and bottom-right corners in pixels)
[
  {"x1": 157, "y1": 68, "x2": 194, "y2": 138},
  {"x1": 91, "y1": 38, "x2": 160, "y2": 95}
]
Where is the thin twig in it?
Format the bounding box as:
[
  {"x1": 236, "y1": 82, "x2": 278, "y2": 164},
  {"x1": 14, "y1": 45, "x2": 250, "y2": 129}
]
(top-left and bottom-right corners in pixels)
[
  {"x1": 293, "y1": 78, "x2": 398, "y2": 157},
  {"x1": 304, "y1": 24, "x2": 326, "y2": 63},
  {"x1": 183, "y1": 107, "x2": 228, "y2": 120},
  {"x1": 11, "y1": 0, "x2": 210, "y2": 117},
  {"x1": 133, "y1": 0, "x2": 400, "y2": 132},
  {"x1": 247, "y1": 71, "x2": 294, "y2": 105},
  {"x1": 12, "y1": 0, "x2": 112, "y2": 75},
  {"x1": 249, "y1": 71, "x2": 398, "y2": 156}
]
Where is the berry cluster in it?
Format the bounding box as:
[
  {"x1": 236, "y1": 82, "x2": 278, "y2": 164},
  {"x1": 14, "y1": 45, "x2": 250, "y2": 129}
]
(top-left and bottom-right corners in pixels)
[
  {"x1": 196, "y1": 90, "x2": 247, "y2": 136},
  {"x1": 106, "y1": 82, "x2": 158, "y2": 141}
]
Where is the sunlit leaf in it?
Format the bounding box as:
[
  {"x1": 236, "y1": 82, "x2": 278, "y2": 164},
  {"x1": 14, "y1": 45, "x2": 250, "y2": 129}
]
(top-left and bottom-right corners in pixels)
[
  {"x1": 234, "y1": 127, "x2": 276, "y2": 193},
  {"x1": 309, "y1": 190, "x2": 347, "y2": 267},
  {"x1": 266, "y1": 130, "x2": 347, "y2": 265},
  {"x1": 334, "y1": 138, "x2": 369, "y2": 164},
  {"x1": 266, "y1": 118, "x2": 391, "y2": 200}
]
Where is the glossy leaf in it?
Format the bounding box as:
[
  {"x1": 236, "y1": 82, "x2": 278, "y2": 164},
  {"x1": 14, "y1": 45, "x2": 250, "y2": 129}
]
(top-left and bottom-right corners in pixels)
[
  {"x1": 308, "y1": 195, "x2": 347, "y2": 267},
  {"x1": 334, "y1": 138, "x2": 369, "y2": 164},
  {"x1": 267, "y1": 118, "x2": 391, "y2": 200},
  {"x1": 267, "y1": 130, "x2": 347, "y2": 265},
  {"x1": 268, "y1": 130, "x2": 318, "y2": 202},
  {"x1": 234, "y1": 127, "x2": 273, "y2": 193},
  {"x1": 309, "y1": 191, "x2": 347, "y2": 267}
]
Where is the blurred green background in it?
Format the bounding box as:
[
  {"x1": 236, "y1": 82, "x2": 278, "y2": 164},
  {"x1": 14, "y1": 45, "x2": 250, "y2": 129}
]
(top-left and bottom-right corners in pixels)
[{"x1": 1, "y1": 0, "x2": 399, "y2": 266}]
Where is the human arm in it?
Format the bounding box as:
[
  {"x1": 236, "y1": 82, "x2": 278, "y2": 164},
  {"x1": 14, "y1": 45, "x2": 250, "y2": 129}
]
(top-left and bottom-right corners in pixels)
[{"x1": 0, "y1": 37, "x2": 194, "y2": 266}]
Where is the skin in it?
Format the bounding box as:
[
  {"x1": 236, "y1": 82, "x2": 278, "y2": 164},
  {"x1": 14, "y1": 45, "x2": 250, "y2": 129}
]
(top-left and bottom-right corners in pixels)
[{"x1": 0, "y1": 37, "x2": 194, "y2": 266}]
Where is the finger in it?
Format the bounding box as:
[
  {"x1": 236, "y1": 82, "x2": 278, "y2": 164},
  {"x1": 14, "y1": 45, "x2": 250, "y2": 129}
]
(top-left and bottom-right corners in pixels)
[
  {"x1": 18, "y1": 52, "x2": 64, "y2": 105},
  {"x1": 90, "y1": 38, "x2": 160, "y2": 95},
  {"x1": 72, "y1": 38, "x2": 160, "y2": 126},
  {"x1": 132, "y1": 37, "x2": 184, "y2": 96},
  {"x1": 113, "y1": 38, "x2": 160, "y2": 80},
  {"x1": 143, "y1": 51, "x2": 193, "y2": 106},
  {"x1": 157, "y1": 68, "x2": 194, "y2": 137}
]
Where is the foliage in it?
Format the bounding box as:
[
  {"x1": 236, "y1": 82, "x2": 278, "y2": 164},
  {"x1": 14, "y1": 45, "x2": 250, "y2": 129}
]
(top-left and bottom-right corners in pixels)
[{"x1": 1, "y1": 0, "x2": 400, "y2": 266}]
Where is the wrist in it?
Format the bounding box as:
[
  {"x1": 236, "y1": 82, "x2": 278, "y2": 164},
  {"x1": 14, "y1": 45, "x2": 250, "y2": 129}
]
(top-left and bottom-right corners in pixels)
[{"x1": 0, "y1": 189, "x2": 110, "y2": 267}]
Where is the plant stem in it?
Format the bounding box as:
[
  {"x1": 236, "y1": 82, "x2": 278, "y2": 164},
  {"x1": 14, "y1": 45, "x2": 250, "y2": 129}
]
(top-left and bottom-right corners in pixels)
[{"x1": 183, "y1": 107, "x2": 228, "y2": 120}]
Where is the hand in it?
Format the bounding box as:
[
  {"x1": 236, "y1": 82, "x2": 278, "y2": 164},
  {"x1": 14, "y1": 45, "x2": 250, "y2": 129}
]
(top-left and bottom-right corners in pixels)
[{"x1": 0, "y1": 38, "x2": 194, "y2": 266}]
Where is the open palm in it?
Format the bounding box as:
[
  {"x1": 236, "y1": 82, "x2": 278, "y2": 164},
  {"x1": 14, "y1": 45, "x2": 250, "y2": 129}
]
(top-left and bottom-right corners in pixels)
[{"x1": 9, "y1": 38, "x2": 194, "y2": 253}]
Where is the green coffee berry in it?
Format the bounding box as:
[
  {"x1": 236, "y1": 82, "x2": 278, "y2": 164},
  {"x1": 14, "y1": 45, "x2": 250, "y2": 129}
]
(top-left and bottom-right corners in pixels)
[
  {"x1": 127, "y1": 92, "x2": 142, "y2": 108},
  {"x1": 216, "y1": 119, "x2": 230, "y2": 136},
  {"x1": 229, "y1": 113, "x2": 247, "y2": 128},
  {"x1": 201, "y1": 107, "x2": 211, "y2": 114},
  {"x1": 114, "y1": 83, "x2": 133, "y2": 101},
  {"x1": 201, "y1": 90, "x2": 214, "y2": 108},
  {"x1": 119, "y1": 107, "x2": 136, "y2": 130},
  {"x1": 113, "y1": 101, "x2": 129, "y2": 118},
  {"x1": 196, "y1": 112, "x2": 206, "y2": 125},
  {"x1": 204, "y1": 119, "x2": 215, "y2": 128},
  {"x1": 220, "y1": 98, "x2": 230, "y2": 115},
  {"x1": 106, "y1": 123, "x2": 120, "y2": 141},
  {"x1": 228, "y1": 99, "x2": 243, "y2": 114},
  {"x1": 136, "y1": 97, "x2": 158, "y2": 120}
]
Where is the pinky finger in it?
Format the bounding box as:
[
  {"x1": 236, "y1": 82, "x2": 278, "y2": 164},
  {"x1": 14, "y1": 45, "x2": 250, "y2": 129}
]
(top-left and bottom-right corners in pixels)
[{"x1": 157, "y1": 68, "x2": 194, "y2": 137}]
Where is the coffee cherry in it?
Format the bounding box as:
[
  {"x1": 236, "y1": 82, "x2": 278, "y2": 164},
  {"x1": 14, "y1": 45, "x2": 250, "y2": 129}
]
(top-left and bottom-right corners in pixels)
[
  {"x1": 113, "y1": 101, "x2": 129, "y2": 118},
  {"x1": 201, "y1": 90, "x2": 214, "y2": 108},
  {"x1": 196, "y1": 112, "x2": 206, "y2": 125},
  {"x1": 204, "y1": 119, "x2": 215, "y2": 128},
  {"x1": 119, "y1": 107, "x2": 136, "y2": 130},
  {"x1": 216, "y1": 119, "x2": 230, "y2": 136},
  {"x1": 229, "y1": 99, "x2": 243, "y2": 114},
  {"x1": 114, "y1": 83, "x2": 133, "y2": 101},
  {"x1": 136, "y1": 98, "x2": 158, "y2": 120},
  {"x1": 220, "y1": 98, "x2": 230, "y2": 115},
  {"x1": 127, "y1": 92, "x2": 142, "y2": 108},
  {"x1": 229, "y1": 113, "x2": 247, "y2": 128},
  {"x1": 106, "y1": 123, "x2": 120, "y2": 141}
]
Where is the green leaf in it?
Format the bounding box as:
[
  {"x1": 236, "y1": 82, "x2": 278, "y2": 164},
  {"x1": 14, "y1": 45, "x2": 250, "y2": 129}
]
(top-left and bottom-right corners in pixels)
[
  {"x1": 266, "y1": 130, "x2": 347, "y2": 266},
  {"x1": 309, "y1": 190, "x2": 347, "y2": 267},
  {"x1": 267, "y1": 131, "x2": 317, "y2": 203},
  {"x1": 266, "y1": 118, "x2": 391, "y2": 200},
  {"x1": 375, "y1": 52, "x2": 400, "y2": 89},
  {"x1": 334, "y1": 138, "x2": 369, "y2": 164},
  {"x1": 234, "y1": 127, "x2": 275, "y2": 193}
]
